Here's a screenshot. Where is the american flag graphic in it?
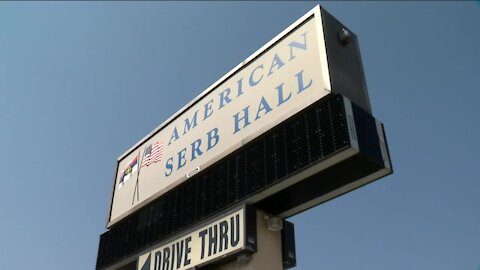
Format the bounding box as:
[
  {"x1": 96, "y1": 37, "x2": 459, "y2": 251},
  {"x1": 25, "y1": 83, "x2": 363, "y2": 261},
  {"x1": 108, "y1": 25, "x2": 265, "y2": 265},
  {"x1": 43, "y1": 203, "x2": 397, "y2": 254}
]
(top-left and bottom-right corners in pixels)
[{"x1": 141, "y1": 141, "x2": 163, "y2": 167}]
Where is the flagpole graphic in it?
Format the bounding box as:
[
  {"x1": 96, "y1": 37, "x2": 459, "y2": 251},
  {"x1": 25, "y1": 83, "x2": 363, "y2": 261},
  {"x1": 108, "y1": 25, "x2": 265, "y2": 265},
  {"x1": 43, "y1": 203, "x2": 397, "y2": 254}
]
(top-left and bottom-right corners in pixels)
[
  {"x1": 132, "y1": 148, "x2": 143, "y2": 205},
  {"x1": 132, "y1": 141, "x2": 164, "y2": 205}
]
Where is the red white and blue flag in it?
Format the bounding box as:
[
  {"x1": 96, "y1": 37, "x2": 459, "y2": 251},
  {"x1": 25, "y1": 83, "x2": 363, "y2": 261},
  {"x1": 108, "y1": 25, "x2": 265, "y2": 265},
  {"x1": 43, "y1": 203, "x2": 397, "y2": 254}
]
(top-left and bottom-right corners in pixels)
[{"x1": 141, "y1": 141, "x2": 163, "y2": 167}]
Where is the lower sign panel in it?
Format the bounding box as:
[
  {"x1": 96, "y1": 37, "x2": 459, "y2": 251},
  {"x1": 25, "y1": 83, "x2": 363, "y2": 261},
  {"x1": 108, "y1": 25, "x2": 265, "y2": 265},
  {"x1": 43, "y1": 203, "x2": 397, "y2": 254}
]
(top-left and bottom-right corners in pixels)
[{"x1": 137, "y1": 205, "x2": 256, "y2": 270}]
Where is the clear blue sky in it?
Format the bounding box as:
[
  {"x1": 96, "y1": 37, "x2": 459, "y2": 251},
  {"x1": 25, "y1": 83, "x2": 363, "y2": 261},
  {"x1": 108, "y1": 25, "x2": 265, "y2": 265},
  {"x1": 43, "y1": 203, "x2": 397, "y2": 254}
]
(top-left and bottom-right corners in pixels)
[{"x1": 1, "y1": 2, "x2": 479, "y2": 270}]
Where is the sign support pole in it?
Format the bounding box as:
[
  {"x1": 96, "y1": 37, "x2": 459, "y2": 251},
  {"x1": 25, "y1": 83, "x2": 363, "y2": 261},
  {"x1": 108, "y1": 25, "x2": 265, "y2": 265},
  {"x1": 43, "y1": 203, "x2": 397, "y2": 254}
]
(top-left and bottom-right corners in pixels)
[{"x1": 216, "y1": 210, "x2": 284, "y2": 270}]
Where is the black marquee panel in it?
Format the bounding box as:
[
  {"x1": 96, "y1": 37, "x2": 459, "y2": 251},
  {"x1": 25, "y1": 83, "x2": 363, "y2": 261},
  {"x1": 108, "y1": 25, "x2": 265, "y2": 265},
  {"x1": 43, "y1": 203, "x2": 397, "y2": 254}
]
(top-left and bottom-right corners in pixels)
[{"x1": 96, "y1": 93, "x2": 390, "y2": 269}]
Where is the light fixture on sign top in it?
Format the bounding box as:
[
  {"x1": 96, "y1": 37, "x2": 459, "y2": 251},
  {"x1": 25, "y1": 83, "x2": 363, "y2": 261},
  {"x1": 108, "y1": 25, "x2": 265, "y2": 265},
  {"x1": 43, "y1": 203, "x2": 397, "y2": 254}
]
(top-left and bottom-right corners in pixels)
[{"x1": 338, "y1": 28, "x2": 352, "y2": 45}]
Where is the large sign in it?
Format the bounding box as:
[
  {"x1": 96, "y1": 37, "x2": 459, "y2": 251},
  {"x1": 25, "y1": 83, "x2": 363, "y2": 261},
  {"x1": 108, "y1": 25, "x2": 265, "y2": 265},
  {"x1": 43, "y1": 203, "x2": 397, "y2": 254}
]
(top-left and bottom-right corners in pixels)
[
  {"x1": 108, "y1": 10, "x2": 332, "y2": 227},
  {"x1": 97, "y1": 6, "x2": 393, "y2": 270},
  {"x1": 137, "y1": 206, "x2": 256, "y2": 270}
]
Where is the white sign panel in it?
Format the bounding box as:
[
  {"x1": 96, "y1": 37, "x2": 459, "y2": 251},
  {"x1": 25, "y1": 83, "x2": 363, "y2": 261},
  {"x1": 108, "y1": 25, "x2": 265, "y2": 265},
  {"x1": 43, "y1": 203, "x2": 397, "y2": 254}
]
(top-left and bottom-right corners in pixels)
[
  {"x1": 137, "y1": 207, "x2": 252, "y2": 270},
  {"x1": 108, "y1": 8, "x2": 331, "y2": 227}
]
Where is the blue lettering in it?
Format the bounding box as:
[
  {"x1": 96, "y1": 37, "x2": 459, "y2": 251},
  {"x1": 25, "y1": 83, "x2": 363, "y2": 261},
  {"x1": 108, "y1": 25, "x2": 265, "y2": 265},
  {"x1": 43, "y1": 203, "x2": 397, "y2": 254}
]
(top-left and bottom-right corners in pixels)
[
  {"x1": 249, "y1": 65, "x2": 264, "y2": 87},
  {"x1": 183, "y1": 110, "x2": 198, "y2": 135},
  {"x1": 296, "y1": 70, "x2": 312, "y2": 93},
  {"x1": 255, "y1": 97, "x2": 272, "y2": 120},
  {"x1": 233, "y1": 106, "x2": 250, "y2": 134},
  {"x1": 177, "y1": 148, "x2": 187, "y2": 170},
  {"x1": 204, "y1": 99, "x2": 214, "y2": 120},
  {"x1": 219, "y1": 88, "x2": 232, "y2": 109},
  {"x1": 289, "y1": 32, "x2": 308, "y2": 61},
  {"x1": 236, "y1": 78, "x2": 244, "y2": 97},
  {"x1": 268, "y1": 53, "x2": 285, "y2": 76},
  {"x1": 191, "y1": 139, "x2": 203, "y2": 161},
  {"x1": 168, "y1": 127, "x2": 179, "y2": 145},
  {"x1": 207, "y1": 128, "x2": 219, "y2": 151},
  {"x1": 276, "y1": 83, "x2": 292, "y2": 106},
  {"x1": 165, "y1": 158, "x2": 174, "y2": 177}
]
